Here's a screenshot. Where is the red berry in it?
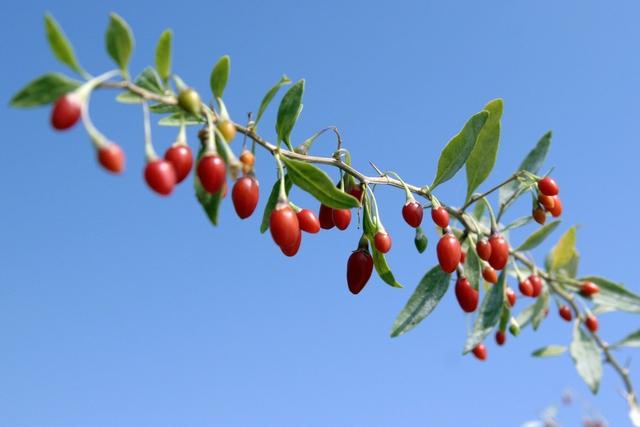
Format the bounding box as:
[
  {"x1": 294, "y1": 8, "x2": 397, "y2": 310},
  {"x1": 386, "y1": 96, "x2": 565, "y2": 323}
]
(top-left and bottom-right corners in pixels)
[
  {"x1": 231, "y1": 176, "x2": 260, "y2": 219},
  {"x1": 437, "y1": 233, "x2": 462, "y2": 273},
  {"x1": 585, "y1": 315, "x2": 598, "y2": 333},
  {"x1": 538, "y1": 194, "x2": 555, "y2": 211},
  {"x1": 559, "y1": 305, "x2": 572, "y2": 321},
  {"x1": 488, "y1": 234, "x2": 509, "y2": 270},
  {"x1": 347, "y1": 249, "x2": 374, "y2": 294},
  {"x1": 506, "y1": 287, "x2": 517, "y2": 307},
  {"x1": 144, "y1": 159, "x2": 177, "y2": 196},
  {"x1": 348, "y1": 184, "x2": 364, "y2": 202},
  {"x1": 533, "y1": 207, "x2": 547, "y2": 225},
  {"x1": 495, "y1": 331, "x2": 506, "y2": 346},
  {"x1": 402, "y1": 201, "x2": 423, "y2": 228},
  {"x1": 51, "y1": 94, "x2": 81, "y2": 130},
  {"x1": 197, "y1": 154, "x2": 226, "y2": 194},
  {"x1": 374, "y1": 232, "x2": 392, "y2": 254},
  {"x1": 97, "y1": 143, "x2": 125, "y2": 174},
  {"x1": 472, "y1": 344, "x2": 487, "y2": 361},
  {"x1": 280, "y1": 231, "x2": 302, "y2": 257},
  {"x1": 548, "y1": 196, "x2": 563, "y2": 217},
  {"x1": 529, "y1": 275, "x2": 543, "y2": 297},
  {"x1": 482, "y1": 266, "x2": 498, "y2": 284},
  {"x1": 269, "y1": 203, "x2": 300, "y2": 249},
  {"x1": 519, "y1": 278, "x2": 534, "y2": 297},
  {"x1": 580, "y1": 281, "x2": 600, "y2": 297},
  {"x1": 431, "y1": 206, "x2": 450, "y2": 228},
  {"x1": 164, "y1": 144, "x2": 193, "y2": 183},
  {"x1": 297, "y1": 209, "x2": 320, "y2": 234},
  {"x1": 460, "y1": 251, "x2": 467, "y2": 264},
  {"x1": 332, "y1": 208, "x2": 352, "y2": 230},
  {"x1": 455, "y1": 277, "x2": 479, "y2": 313},
  {"x1": 476, "y1": 239, "x2": 492, "y2": 261},
  {"x1": 319, "y1": 204, "x2": 335, "y2": 229},
  {"x1": 538, "y1": 176, "x2": 559, "y2": 196}
]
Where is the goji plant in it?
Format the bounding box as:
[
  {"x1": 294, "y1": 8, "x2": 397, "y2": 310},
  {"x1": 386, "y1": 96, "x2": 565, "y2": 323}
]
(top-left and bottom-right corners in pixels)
[{"x1": 11, "y1": 13, "x2": 640, "y2": 422}]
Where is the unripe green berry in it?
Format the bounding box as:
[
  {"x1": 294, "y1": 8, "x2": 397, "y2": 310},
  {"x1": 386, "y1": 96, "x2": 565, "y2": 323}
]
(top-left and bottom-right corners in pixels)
[{"x1": 178, "y1": 88, "x2": 202, "y2": 115}]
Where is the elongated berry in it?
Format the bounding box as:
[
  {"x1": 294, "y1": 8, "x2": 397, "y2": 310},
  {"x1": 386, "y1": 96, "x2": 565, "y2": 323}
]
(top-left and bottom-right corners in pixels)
[
  {"x1": 197, "y1": 154, "x2": 226, "y2": 194},
  {"x1": 455, "y1": 277, "x2": 479, "y2": 313},
  {"x1": 374, "y1": 232, "x2": 392, "y2": 254},
  {"x1": 269, "y1": 203, "x2": 300, "y2": 248},
  {"x1": 495, "y1": 331, "x2": 506, "y2": 346},
  {"x1": 476, "y1": 239, "x2": 492, "y2": 261},
  {"x1": 519, "y1": 278, "x2": 534, "y2": 297},
  {"x1": 164, "y1": 144, "x2": 193, "y2": 183},
  {"x1": 431, "y1": 206, "x2": 449, "y2": 228},
  {"x1": 402, "y1": 201, "x2": 423, "y2": 228},
  {"x1": 488, "y1": 234, "x2": 509, "y2": 270},
  {"x1": 297, "y1": 209, "x2": 320, "y2": 234},
  {"x1": 281, "y1": 231, "x2": 302, "y2": 257},
  {"x1": 472, "y1": 344, "x2": 487, "y2": 361},
  {"x1": 217, "y1": 120, "x2": 236, "y2": 142},
  {"x1": 348, "y1": 184, "x2": 364, "y2": 202},
  {"x1": 559, "y1": 305, "x2": 572, "y2": 321},
  {"x1": 538, "y1": 176, "x2": 559, "y2": 196},
  {"x1": 333, "y1": 208, "x2": 351, "y2": 230},
  {"x1": 97, "y1": 143, "x2": 125, "y2": 174},
  {"x1": 319, "y1": 204, "x2": 335, "y2": 229},
  {"x1": 506, "y1": 287, "x2": 517, "y2": 307},
  {"x1": 533, "y1": 207, "x2": 546, "y2": 225},
  {"x1": 585, "y1": 314, "x2": 598, "y2": 333},
  {"x1": 580, "y1": 281, "x2": 600, "y2": 297},
  {"x1": 538, "y1": 194, "x2": 555, "y2": 211},
  {"x1": 548, "y1": 196, "x2": 563, "y2": 217},
  {"x1": 437, "y1": 233, "x2": 461, "y2": 273},
  {"x1": 51, "y1": 94, "x2": 81, "y2": 130},
  {"x1": 529, "y1": 275, "x2": 543, "y2": 297},
  {"x1": 482, "y1": 266, "x2": 498, "y2": 284},
  {"x1": 145, "y1": 159, "x2": 177, "y2": 196},
  {"x1": 232, "y1": 176, "x2": 260, "y2": 219},
  {"x1": 347, "y1": 249, "x2": 374, "y2": 294}
]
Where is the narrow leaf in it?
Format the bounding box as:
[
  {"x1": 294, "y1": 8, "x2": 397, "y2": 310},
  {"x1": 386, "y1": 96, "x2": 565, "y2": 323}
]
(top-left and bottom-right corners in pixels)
[
  {"x1": 260, "y1": 176, "x2": 293, "y2": 233},
  {"x1": 158, "y1": 112, "x2": 204, "y2": 126},
  {"x1": 516, "y1": 220, "x2": 561, "y2": 251},
  {"x1": 531, "y1": 288, "x2": 549, "y2": 330},
  {"x1": 549, "y1": 226, "x2": 577, "y2": 271},
  {"x1": 414, "y1": 227, "x2": 428, "y2": 253},
  {"x1": 135, "y1": 67, "x2": 164, "y2": 94},
  {"x1": 532, "y1": 345, "x2": 567, "y2": 357},
  {"x1": 570, "y1": 323, "x2": 603, "y2": 394},
  {"x1": 464, "y1": 270, "x2": 506, "y2": 353},
  {"x1": 210, "y1": 55, "x2": 230, "y2": 99},
  {"x1": 10, "y1": 73, "x2": 80, "y2": 108},
  {"x1": 501, "y1": 216, "x2": 533, "y2": 232},
  {"x1": 44, "y1": 13, "x2": 84, "y2": 75},
  {"x1": 155, "y1": 29, "x2": 172, "y2": 82},
  {"x1": 255, "y1": 75, "x2": 291, "y2": 127},
  {"x1": 105, "y1": 13, "x2": 134, "y2": 75},
  {"x1": 578, "y1": 276, "x2": 640, "y2": 313},
  {"x1": 612, "y1": 330, "x2": 640, "y2": 349},
  {"x1": 276, "y1": 80, "x2": 304, "y2": 147},
  {"x1": 464, "y1": 242, "x2": 482, "y2": 290},
  {"x1": 465, "y1": 99, "x2": 502, "y2": 201},
  {"x1": 370, "y1": 246, "x2": 403, "y2": 289}
]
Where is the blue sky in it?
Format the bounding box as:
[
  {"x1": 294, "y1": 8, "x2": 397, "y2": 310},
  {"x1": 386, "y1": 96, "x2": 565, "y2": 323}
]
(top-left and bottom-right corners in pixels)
[{"x1": 1, "y1": 0, "x2": 639, "y2": 425}]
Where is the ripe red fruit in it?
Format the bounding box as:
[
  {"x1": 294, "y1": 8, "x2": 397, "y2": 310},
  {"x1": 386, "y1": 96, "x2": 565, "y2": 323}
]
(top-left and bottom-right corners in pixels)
[
  {"x1": 488, "y1": 234, "x2": 509, "y2": 270},
  {"x1": 538, "y1": 176, "x2": 559, "y2": 196},
  {"x1": 332, "y1": 208, "x2": 352, "y2": 230},
  {"x1": 347, "y1": 249, "x2": 374, "y2": 294},
  {"x1": 506, "y1": 287, "x2": 517, "y2": 307},
  {"x1": 476, "y1": 239, "x2": 492, "y2": 261},
  {"x1": 280, "y1": 231, "x2": 302, "y2": 257},
  {"x1": 519, "y1": 278, "x2": 534, "y2": 297},
  {"x1": 402, "y1": 201, "x2": 423, "y2": 228},
  {"x1": 495, "y1": 331, "x2": 506, "y2": 346},
  {"x1": 431, "y1": 206, "x2": 450, "y2": 228},
  {"x1": 297, "y1": 209, "x2": 320, "y2": 234},
  {"x1": 580, "y1": 281, "x2": 600, "y2": 297},
  {"x1": 197, "y1": 154, "x2": 226, "y2": 194},
  {"x1": 455, "y1": 277, "x2": 479, "y2": 313},
  {"x1": 538, "y1": 194, "x2": 555, "y2": 211},
  {"x1": 348, "y1": 184, "x2": 364, "y2": 202},
  {"x1": 51, "y1": 94, "x2": 81, "y2": 130},
  {"x1": 269, "y1": 203, "x2": 300, "y2": 248},
  {"x1": 319, "y1": 204, "x2": 335, "y2": 229},
  {"x1": 97, "y1": 143, "x2": 125, "y2": 174},
  {"x1": 559, "y1": 305, "x2": 572, "y2": 321},
  {"x1": 529, "y1": 275, "x2": 543, "y2": 297},
  {"x1": 164, "y1": 144, "x2": 193, "y2": 183},
  {"x1": 460, "y1": 251, "x2": 467, "y2": 264},
  {"x1": 374, "y1": 232, "x2": 392, "y2": 254},
  {"x1": 533, "y1": 207, "x2": 546, "y2": 225},
  {"x1": 437, "y1": 233, "x2": 462, "y2": 273},
  {"x1": 144, "y1": 159, "x2": 177, "y2": 196},
  {"x1": 482, "y1": 266, "x2": 498, "y2": 284},
  {"x1": 585, "y1": 315, "x2": 598, "y2": 333},
  {"x1": 231, "y1": 176, "x2": 260, "y2": 219},
  {"x1": 548, "y1": 196, "x2": 563, "y2": 217},
  {"x1": 472, "y1": 344, "x2": 487, "y2": 361}
]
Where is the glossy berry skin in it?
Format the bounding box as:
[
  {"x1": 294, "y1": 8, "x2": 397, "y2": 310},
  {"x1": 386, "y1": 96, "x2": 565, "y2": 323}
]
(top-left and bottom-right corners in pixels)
[
  {"x1": 585, "y1": 315, "x2": 598, "y2": 333},
  {"x1": 347, "y1": 250, "x2": 374, "y2": 295},
  {"x1": 529, "y1": 275, "x2": 543, "y2": 297},
  {"x1": 538, "y1": 194, "x2": 555, "y2": 211},
  {"x1": 297, "y1": 209, "x2": 320, "y2": 234},
  {"x1": 548, "y1": 196, "x2": 563, "y2": 217},
  {"x1": 269, "y1": 204, "x2": 300, "y2": 249},
  {"x1": 51, "y1": 94, "x2": 81, "y2": 130},
  {"x1": 455, "y1": 277, "x2": 479, "y2": 313},
  {"x1": 239, "y1": 150, "x2": 255, "y2": 173},
  {"x1": 197, "y1": 154, "x2": 226, "y2": 194},
  {"x1": 437, "y1": 234, "x2": 462, "y2": 273},
  {"x1": 319, "y1": 204, "x2": 335, "y2": 229},
  {"x1": 348, "y1": 184, "x2": 364, "y2": 202},
  {"x1": 177, "y1": 88, "x2": 201, "y2": 115},
  {"x1": 476, "y1": 239, "x2": 492, "y2": 261},
  {"x1": 482, "y1": 266, "x2": 498, "y2": 284},
  {"x1": 538, "y1": 176, "x2": 559, "y2": 196},
  {"x1": 580, "y1": 281, "x2": 600, "y2": 297},
  {"x1": 97, "y1": 144, "x2": 125, "y2": 174},
  {"x1": 332, "y1": 208, "x2": 352, "y2": 230},
  {"x1": 506, "y1": 287, "x2": 517, "y2": 307},
  {"x1": 431, "y1": 207, "x2": 450, "y2": 228},
  {"x1": 280, "y1": 231, "x2": 302, "y2": 257},
  {"x1": 231, "y1": 176, "x2": 260, "y2": 219},
  {"x1": 217, "y1": 121, "x2": 237, "y2": 142},
  {"x1": 145, "y1": 160, "x2": 177, "y2": 196},
  {"x1": 164, "y1": 144, "x2": 193, "y2": 183},
  {"x1": 460, "y1": 251, "x2": 466, "y2": 264},
  {"x1": 472, "y1": 344, "x2": 487, "y2": 361},
  {"x1": 495, "y1": 331, "x2": 506, "y2": 346},
  {"x1": 559, "y1": 305, "x2": 573, "y2": 322},
  {"x1": 402, "y1": 201, "x2": 423, "y2": 228},
  {"x1": 488, "y1": 235, "x2": 509, "y2": 270},
  {"x1": 374, "y1": 232, "x2": 392, "y2": 254},
  {"x1": 519, "y1": 278, "x2": 534, "y2": 297},
  {"x1": 533, "y1": 207, "x2": 547, "y2": 225}
]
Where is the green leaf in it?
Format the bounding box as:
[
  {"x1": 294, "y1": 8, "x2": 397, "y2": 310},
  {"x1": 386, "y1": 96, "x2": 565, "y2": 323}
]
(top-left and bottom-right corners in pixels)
[
  {"x1": 370, "y1": 245, "x2": 403, "y2": 289},
  {"x1": 276, "y1": 80, "x2": 304, "y2": 147},
  {"x1": 532, "y1": 345, "x2": 567, "y2": 357},
  {"x1": 499, "y1": 131, "x2": 551, "y2": 206},
  {"x1": 570, "y1": 322, "x2": 602, "y2": 394},
  {"x1": 516, "y1": 304, "x2": 536, "y2": 329},
  {"x1": 10, "y1": 73, "x2": 81, "y2": 108},
  {"x1": 464, "y1": 241, "x2": 482, "y2": 290},
  {"x1": 531, "y1": 288, "x2": 549, "y2": 330},
  {"x1": 149, "y1": 104, "x2": 180, "y2": 113},
  {"x1": 105, "y1": 13, "x2": 134, "y2": 76},
  {"x1": 431, "y1": 111, "x2": 488, "y2": 189},
  {"x1": 158, "y1": 112, "x2": 205, "y2": 126},
  {"x1": 612, "y1": 330, "x2": 640, "y2": 349},
  {"x1": 135, "y1": 67, "x2": 164, "y2": 94},
  {"x1": 465, "y1": 99, "x2": 502, "y2": 201},
  {"x1": 255, "y1": 75, "x2": 291, "y2": 127},
  {"x1": 501, "y1": 216, "x2": 533, "y2": 232},
  {"x1": 155, "y1": 29, "x2": 172, "y2": 82},
  {"x1": 210, "y1": 55, "x2": 230, "y2": 99},
  {"x1": 115, "y1": 91, "x2": 143, "y2": 104},
  {"x1": 516, "y1": 220, "x2": 561, "y2": 251},
  {"x1": 194, "y1": 147, "x2": 223, "y2": 226},
  {"x1": 464, "y1": 270, "x2": 506, "y2": 353},
  {"x1": 281, "y1": 157, "x2": 360, "y2": 209},
  {"x1": 260, "y1": 175, "x2": 293, "y2": 233},
  {"x1": 549, "y1": 226, "x2": 577, "y2": 271},
  {"x1": 44, "y1": 13, "x2": 85, "y2": 75},
  {"x1": 390, "y1": 266, "x2": 451, "y2": 337},
  {"x1": 472, "y1": 201, "x2": 485, "y2": 221},
  {"x1": 558, "y1": 249, "x2": 580, "y2": 278},
  {"x1": 414, "y1": 227, "x2": 428, "y2": 253},
  {"x1": 577, "y1": 276, "x2": 640, "y2": 313}
]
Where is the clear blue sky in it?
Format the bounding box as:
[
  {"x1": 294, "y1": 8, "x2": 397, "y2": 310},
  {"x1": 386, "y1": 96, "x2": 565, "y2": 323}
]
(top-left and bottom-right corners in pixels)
[{"x1": 1, "y1": 0, "x2": 639, "y2": 425}]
